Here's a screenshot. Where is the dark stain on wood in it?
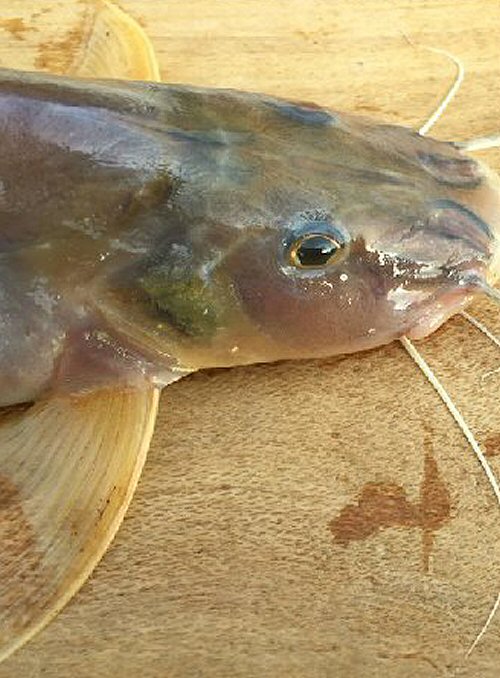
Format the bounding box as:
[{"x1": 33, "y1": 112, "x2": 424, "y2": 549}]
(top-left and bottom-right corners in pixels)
[
  {"x1": 483, "y1": 433, "x2": 500, "y2": 457},
  {"x1": 330, "y1": 482, "x2": 417, "y2": 546},
  {"x1": 35, "y1": 26, "x2": 86, "y2": 72},
  {"x1": 34, "y1": 4, "x2": 93, "y2": 73},
  {"x1": 329, "y1": 428, "x2": 451, "y2": 572},
  {"x1": 0, "y1": 18, "x2": 33, "y2": 41},
  {"x1": 419, "y1": 432, "x2": 452, "y2": 572}
]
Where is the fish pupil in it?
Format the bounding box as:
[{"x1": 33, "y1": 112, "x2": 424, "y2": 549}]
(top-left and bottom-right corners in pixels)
[{"x1": 292, "y1": 234, "x2": 340, "y2": 267}]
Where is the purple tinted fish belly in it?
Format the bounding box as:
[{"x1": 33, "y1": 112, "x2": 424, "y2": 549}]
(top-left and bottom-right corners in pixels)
[{"x1": 0, "y1": 68, "x2": 499, "y2": 404}]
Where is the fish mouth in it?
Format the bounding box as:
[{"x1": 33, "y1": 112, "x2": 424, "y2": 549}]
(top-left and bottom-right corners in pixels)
[
  {"x1": 389, "y1": 198, "x2": 496, "y2": 341},
  {"x1": 405, "y1": 286, "x2": 476, "y2": 340}
]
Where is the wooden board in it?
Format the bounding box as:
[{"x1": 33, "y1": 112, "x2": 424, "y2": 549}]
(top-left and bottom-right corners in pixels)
[{"x1": 1, "y1": 1, "x2": 500, "y2": 676}]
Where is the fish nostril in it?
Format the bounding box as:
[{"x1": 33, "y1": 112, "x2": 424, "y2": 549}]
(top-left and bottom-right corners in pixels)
[
  {"x1": 265, "y1": 98, "x2": 337, "y2": 126},
  {"x1": 418, "y1": 151, "x2": 483, "y2": 188},
  {"x1": 426, "y1": 200, "x2": 493, "y2": 255}
]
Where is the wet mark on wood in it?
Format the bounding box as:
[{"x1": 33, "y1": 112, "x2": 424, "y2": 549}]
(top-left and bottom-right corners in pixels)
[
  {"x1": 35, "y1": 27, "x2": 86, "y2": 73},
  {"x1": 483, "y1": 433, "x2": 500, "y2": 457},
  {"x1": 377, "y1": 650, "x2": 440, "y2": 673},
  {"x1": 329, "y1": 430, "x2": 451, "y2": 572},
  {"x1": 34, "y1": 5, "x2": 93, "y2": 73},
  {"x1": 31, "y1": 9, "x2": 51, "y2": 20},
  {"x1": 0, "y1": 18, "x2": 33, "y2": 41}
]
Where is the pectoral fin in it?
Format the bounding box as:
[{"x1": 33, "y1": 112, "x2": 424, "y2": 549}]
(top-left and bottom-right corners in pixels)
[{"x1": 0, "y1": 387, "x2": 159, "y2": 662}]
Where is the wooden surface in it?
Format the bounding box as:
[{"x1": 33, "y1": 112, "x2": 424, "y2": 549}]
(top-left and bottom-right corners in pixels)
[{"x1": 1, "y1": 1, "x2": 500, "y2": 676}]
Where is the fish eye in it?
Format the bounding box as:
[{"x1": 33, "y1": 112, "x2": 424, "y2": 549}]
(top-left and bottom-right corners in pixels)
[{"x1": 288, "y1": 233, "x2": 345, "y2": 268}]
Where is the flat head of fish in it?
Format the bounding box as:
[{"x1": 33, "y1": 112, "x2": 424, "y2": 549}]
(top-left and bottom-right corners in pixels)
[{"x1": 0, "y1": 69, "x2": 499, "y2": 403}]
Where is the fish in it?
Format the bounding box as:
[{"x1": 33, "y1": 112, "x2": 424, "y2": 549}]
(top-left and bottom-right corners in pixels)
[
  {"x1": 3, "y1": 69, "x2": 500, "y2": 401},
  {"x1": 1, "y1": 0, "x2": 500, "y2": 666}
]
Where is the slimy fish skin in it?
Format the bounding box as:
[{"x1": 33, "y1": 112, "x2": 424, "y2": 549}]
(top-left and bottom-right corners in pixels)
[{"x1": 0, "y1": 68, "x2": 499, "y2": 407}]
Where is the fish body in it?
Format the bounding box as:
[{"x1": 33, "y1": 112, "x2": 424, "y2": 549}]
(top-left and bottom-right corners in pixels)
[{"x1": 0, "y1": 68, "x2": 499, "y2": 405}]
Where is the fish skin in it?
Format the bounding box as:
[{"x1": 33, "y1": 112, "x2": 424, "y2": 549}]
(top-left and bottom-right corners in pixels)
[{"x1": 0, "y1": 67, "x2": 499, "y2": 405}]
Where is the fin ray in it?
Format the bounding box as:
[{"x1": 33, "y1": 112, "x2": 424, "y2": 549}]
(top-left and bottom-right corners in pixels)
[
  {"x1": 0, "y1": 387, "x2": 159, "y2": 662},
  {"x1": 72, "y1": 0, "x2": 161, "y2": 81}
]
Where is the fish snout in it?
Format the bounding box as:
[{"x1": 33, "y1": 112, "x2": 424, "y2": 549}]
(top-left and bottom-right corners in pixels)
[
  {"x1": 376, "y1": 200, "x2": 497, "y2": 341},
  {"x1": 426, "y1": 200, "x2": 494, "y2": 263}
]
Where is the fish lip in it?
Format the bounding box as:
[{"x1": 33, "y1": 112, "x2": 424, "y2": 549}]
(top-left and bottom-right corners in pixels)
[
  {"x1": 404, "y1": 286, "x2": 475, "y2": 340},
  {"x1": 402, "y1": 259, "x2": 490, "y2": 340}
]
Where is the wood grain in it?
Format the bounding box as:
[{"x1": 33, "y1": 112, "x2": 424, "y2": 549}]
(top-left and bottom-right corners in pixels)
[{"x1": 1, "y1": 1, "x2": 500, "y2": 676}]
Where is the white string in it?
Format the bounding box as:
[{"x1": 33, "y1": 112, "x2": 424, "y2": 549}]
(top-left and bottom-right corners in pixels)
[
  {"x1": 461, "y1": 311, "x2": 500, "y2": 381},
  {"x1": 418, "y1": 47, "x2": 465, "y2": 136},
  {"x1": 458, "y1": 134, "x2": 500, "y2": 152},
  {"x1": 400, "y1": 336, "x2": 500, "y2": 656},
  {"x1": 400, "y1": 336, "x2": 500, "y2": 504},
  {"x1": 466, "y1": 593, "x2": 500, "y2": 657},
  {"x1": 461, "y1": 310, "x2": 500, "y2": 350},
  {"x1": 409, "y1": 43, "x2": 500, "y2": 153}
]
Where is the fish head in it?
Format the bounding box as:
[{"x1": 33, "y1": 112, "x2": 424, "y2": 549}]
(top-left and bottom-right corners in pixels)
[{"x1": 103, "y1": 94, "x2": 500, "y2": 368}]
